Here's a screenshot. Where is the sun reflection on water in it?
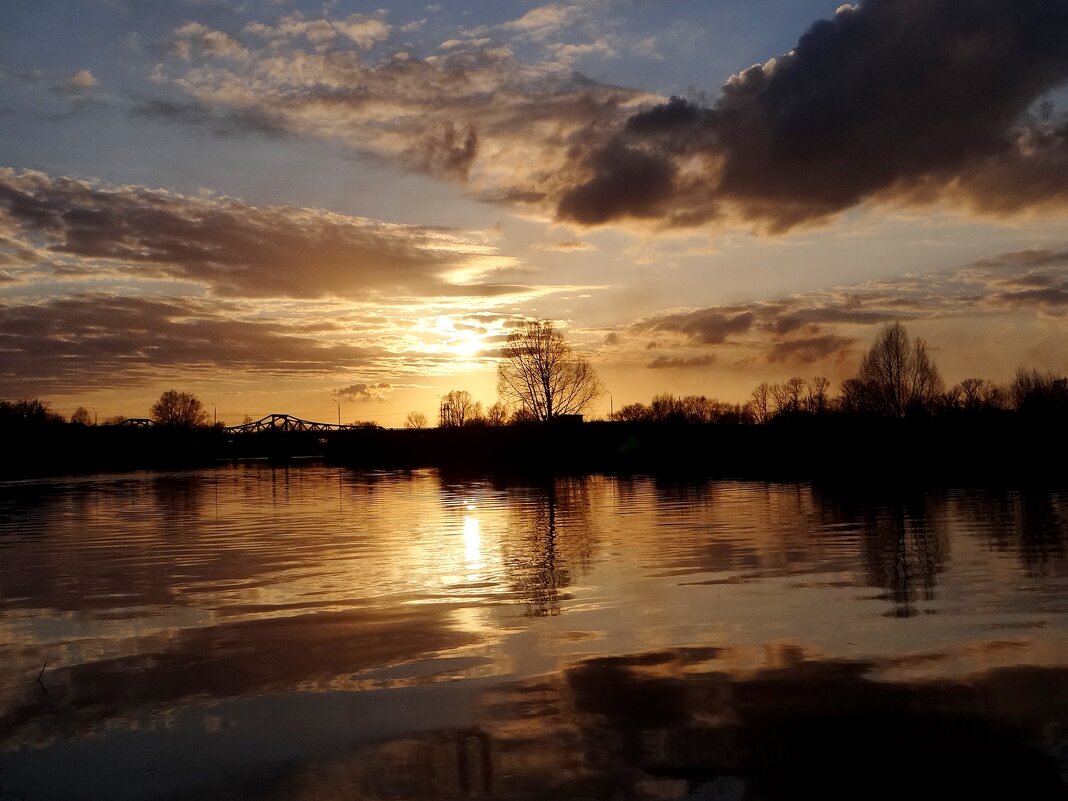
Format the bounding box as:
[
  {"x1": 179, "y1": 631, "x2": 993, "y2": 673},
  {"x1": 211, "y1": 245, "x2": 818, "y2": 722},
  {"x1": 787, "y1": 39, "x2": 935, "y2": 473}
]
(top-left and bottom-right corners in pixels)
[{"x1": 463, "y1": 514, "x2": 482, "y2": 571}]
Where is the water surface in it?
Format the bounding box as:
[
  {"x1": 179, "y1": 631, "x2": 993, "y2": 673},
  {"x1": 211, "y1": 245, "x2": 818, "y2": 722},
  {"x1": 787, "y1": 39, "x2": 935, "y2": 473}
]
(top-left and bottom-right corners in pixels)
[{"x1": 2, "y1": 466, "x2": 1067, "y2": 799}]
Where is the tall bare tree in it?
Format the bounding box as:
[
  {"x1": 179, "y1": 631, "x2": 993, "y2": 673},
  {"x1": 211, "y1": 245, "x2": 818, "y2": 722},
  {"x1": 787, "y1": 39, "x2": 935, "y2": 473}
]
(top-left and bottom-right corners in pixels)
[
  {"x1": 806, "y1": 376, "x2": 831, "y2": 414},
  {"x1": 497, "y1": 320, "x2": 603, "y2": 421},
  {"x1": 151, "y1": 390, "x2": 209, "y2": 428},
  {"x1": 854, "y1": 322, "x2": 943, "y2": 416},
  {"x1": 747, "y1": 382, "x2": 773, "y2": 423}
]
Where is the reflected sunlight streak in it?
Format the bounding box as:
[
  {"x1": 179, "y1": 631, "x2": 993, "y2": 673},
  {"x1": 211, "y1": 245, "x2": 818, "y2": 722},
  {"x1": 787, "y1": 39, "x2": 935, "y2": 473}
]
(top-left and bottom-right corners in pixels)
[{"x1": 463, "y1": 515, "x2": 482, "y2": 571}]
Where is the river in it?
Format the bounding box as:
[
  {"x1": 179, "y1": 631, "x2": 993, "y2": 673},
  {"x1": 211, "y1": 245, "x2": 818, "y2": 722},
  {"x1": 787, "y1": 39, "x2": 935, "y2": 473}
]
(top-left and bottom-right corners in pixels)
[{"x1": 1, "y1": 465, "x2": 1067, "y2": 800}]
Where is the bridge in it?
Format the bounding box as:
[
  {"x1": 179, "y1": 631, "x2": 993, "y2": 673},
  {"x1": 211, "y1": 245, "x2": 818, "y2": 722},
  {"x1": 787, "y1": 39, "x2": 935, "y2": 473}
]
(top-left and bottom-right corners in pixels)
[
  {"x1": 223, "y1": 414, "x2": 366, "y2": 434},
  {"x1": 113, "y1": 414, "x2": 367, "y2": 433}
]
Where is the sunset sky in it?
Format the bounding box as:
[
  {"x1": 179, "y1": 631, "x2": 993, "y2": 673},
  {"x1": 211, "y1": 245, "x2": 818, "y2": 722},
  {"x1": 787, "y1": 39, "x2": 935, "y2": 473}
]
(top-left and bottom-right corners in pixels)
[{"x1": 2, "y1": 0, "x2": 1067, "y2": 426}]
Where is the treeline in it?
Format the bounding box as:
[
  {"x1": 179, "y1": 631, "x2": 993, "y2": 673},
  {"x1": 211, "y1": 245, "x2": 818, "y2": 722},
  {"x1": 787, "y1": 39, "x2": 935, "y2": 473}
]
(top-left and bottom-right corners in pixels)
[
  {"x1": 614, "y1": 323, "x2": 1068, "y2": 424},
  {"x1": 611, "y1": 367, "x2": 1068, "y2": 425}
]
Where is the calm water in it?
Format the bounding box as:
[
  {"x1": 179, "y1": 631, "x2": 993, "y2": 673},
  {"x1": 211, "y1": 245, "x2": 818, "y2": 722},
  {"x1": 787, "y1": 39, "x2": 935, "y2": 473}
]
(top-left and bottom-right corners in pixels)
[{"x1": 2, "y1": 465, "x2": 1068, "y2": 800}]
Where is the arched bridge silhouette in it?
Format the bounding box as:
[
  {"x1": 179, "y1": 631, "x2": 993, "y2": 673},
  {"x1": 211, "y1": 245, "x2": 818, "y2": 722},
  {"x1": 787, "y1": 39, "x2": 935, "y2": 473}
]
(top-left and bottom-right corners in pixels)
[
  {"x1": 113, "y1": 414, "x2": 366, "y2": 433},
  {"x1": 224, "y1": 414, "x2": 365, "y2": 434}
]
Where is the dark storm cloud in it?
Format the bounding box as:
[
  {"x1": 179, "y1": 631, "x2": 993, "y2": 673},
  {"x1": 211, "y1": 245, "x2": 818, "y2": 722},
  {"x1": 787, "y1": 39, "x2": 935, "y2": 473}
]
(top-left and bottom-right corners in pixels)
[
  {"x1": 0, "y1": 294, "x2": 384, "y2": 392},
  {"x1": 0, "y1": 169, "x2": 511, "y2": 299},
  {"x1": 555, "y1": 0, "x2": 1068, "y2": 230}
]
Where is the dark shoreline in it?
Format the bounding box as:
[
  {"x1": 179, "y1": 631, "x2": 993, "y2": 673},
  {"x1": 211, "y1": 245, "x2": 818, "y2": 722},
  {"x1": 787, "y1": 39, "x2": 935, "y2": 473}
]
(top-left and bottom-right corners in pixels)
[{"x1": 1, "y1": 416, "x2": 1065, "y2": 487}]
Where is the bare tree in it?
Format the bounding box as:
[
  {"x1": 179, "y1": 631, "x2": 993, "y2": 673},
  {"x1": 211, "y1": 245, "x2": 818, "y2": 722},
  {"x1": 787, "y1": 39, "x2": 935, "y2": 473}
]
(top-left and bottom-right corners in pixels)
[
  {"x1": 771, "y1": 377, "x2": 807, "y2": 416},
  {"x1": 485, "y1": 401, "x2": 509, "y2": 426},
  {"x1": 497, "y1": 320, "x2": 603, "y2": 421},
  {"x1": 746, "y1": 382, "x2": 773, "y2": 423},
  {"x1": 649, "y1": 393, "x2": 684, "y2": 421},
  {"x1": 807, "y1": 376, "x2": 831, "y2": 414},
  {"x1": 855, "y1": 322, "x2": 943, "y2": 416},
  {"x1": 946, "y1": 377, "x2": 1006, "y2": 412},
  {"x1": 1010, "y1": 367, "x2": 1068, "y2": 414},
  {"x1": 70, "y1": 406, "x2": 93, "y2": 426},
  {"x1": 405, "y1": 411, "x2": 428, "y2": 429},
  {"x1": 151, "y1": 390, "x2": 209, "y2": 428},
  {"x1": 439, "y1": 390, "x2": 480, "y2": 427}
]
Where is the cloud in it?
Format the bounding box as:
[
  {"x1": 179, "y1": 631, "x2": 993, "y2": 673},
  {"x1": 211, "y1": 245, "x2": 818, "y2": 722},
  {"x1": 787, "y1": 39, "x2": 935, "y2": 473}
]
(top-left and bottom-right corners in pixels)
[
  {"x1": 335, "y1": 382, "x2": 393, "y2": 401},
  {"x1": 245, "y1": 12, "x2": 391, "y2": 49},
  {"x1": 159, "y1": 18, "x2": 654, "y2": 192},
  {"x1": 158, "y1": 1, "x2": 1068, "y2": 232},
  {"x1": 0, "y1": 168, "x2": 527, "y2": 300},
  {"x1": 767, "y1": 335, "x2": 854, "y2": 364},
  {"x1": 68, "y1": 70, "x2": 98, "y2": 90},
  {"x1": 647, "y1": 354, "x2": 715, "y2": 370},
  {"x1": 500, "y1": 4, "x2": 583, "y2": 39},
  {"x1": 135, "y1": 97, "x2": 291, "y2": 138},
  {"x1": 0, "y1": 292, "x2": 545, "y2": 393},
  {"x1": 532, "y1": 239, "x2": 595, "y2": 252},
  {"x1": 556, "y1": 0, "x2": 1068, "y2": 230},
  {"x1": 172, "y1": 21, "x2": 249, "y2": 61},
  {"x1": 638, "y1": 310, "x2": 754, "y2": 344},
  {"x1": 961, "y1": 248, "x2": 1068, "y2": 309},
  {"x1": 611, "y1": 246, "x2": 1068, "y2": 372},
  {"x1": 0, "y1": 294, "x2": 384, "y2": 392}
]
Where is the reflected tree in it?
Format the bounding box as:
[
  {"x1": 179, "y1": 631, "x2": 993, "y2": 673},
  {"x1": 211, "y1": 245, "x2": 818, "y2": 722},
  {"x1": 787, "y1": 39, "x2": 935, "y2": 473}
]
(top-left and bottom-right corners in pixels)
[
  {"x1": 864, "y1": 498, "x2": 947, "y2": 617},
  {"x1": 503, "y1": 478, "x2": 594, "y2": 616}
]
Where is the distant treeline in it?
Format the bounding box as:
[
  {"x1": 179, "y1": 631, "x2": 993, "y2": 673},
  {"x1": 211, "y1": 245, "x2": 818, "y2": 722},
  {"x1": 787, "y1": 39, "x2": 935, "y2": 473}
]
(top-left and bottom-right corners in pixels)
[{"x1": 611, "y1": 366, "x2": 1068, "y2": 425}]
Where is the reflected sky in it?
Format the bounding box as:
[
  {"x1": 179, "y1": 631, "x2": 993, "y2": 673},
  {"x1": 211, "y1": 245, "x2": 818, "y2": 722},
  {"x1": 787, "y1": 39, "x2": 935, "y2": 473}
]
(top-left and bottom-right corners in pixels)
[{"x1": 1, "y1": 467, "x2": 1067, "y2": 799}]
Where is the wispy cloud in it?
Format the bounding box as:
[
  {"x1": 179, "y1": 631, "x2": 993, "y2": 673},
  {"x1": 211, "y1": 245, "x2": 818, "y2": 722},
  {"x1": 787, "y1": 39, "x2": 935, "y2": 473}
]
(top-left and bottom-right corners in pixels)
[
  {"x1": 154, "y1": 16, "x2": 653, "y2": 202},
  {"x1": 606, "y1": 247, "x2": 1068, "y2": 373},
  {"x1": 0, "y1": 168, "x2": 527, "y2": 300}
]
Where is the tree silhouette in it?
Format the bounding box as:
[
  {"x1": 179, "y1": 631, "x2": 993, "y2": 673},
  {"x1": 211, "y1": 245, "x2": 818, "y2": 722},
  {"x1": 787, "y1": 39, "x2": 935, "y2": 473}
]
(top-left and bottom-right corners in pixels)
[
  {"x1": 485, "y1": 401, "x2": 508, "y2": 426},
  {"x1": 150, "y1": 390, "x2": 209, "y2": 428},
  {"x1": 438, "y1": 390, "x2": 481, "y2": 427},
  {"x1": 70, "y1": 406, "x2": 93, "y2": 426},
  {"x1": 747, "y1": 382, "x2": 773, "y2": 423},
  {"x1": 850, "y1": 322, "x2": 943, "y2": 416},
  {"x1": 1010, "y1": 367, "x2": 1068, "y2": 416},
  {"x1": 497, "y1": 320, "x2": 603, "y2": 421},
  {"x1": 404, "y1": 411, "x2": 428, "y2": 429}
]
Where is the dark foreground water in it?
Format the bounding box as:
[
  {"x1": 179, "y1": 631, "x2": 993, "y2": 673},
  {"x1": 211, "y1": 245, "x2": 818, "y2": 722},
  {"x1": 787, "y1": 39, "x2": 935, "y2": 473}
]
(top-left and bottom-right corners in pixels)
[{"x1": 1, "y1": 465, "x2": 1067, "y2": 800}]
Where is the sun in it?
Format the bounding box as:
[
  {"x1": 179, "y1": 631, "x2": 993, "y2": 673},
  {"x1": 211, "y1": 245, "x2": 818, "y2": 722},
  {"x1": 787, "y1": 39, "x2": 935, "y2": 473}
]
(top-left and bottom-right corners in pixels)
[{"x1": 452, "y1": 331, "x2": 483, "y2": 357}]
